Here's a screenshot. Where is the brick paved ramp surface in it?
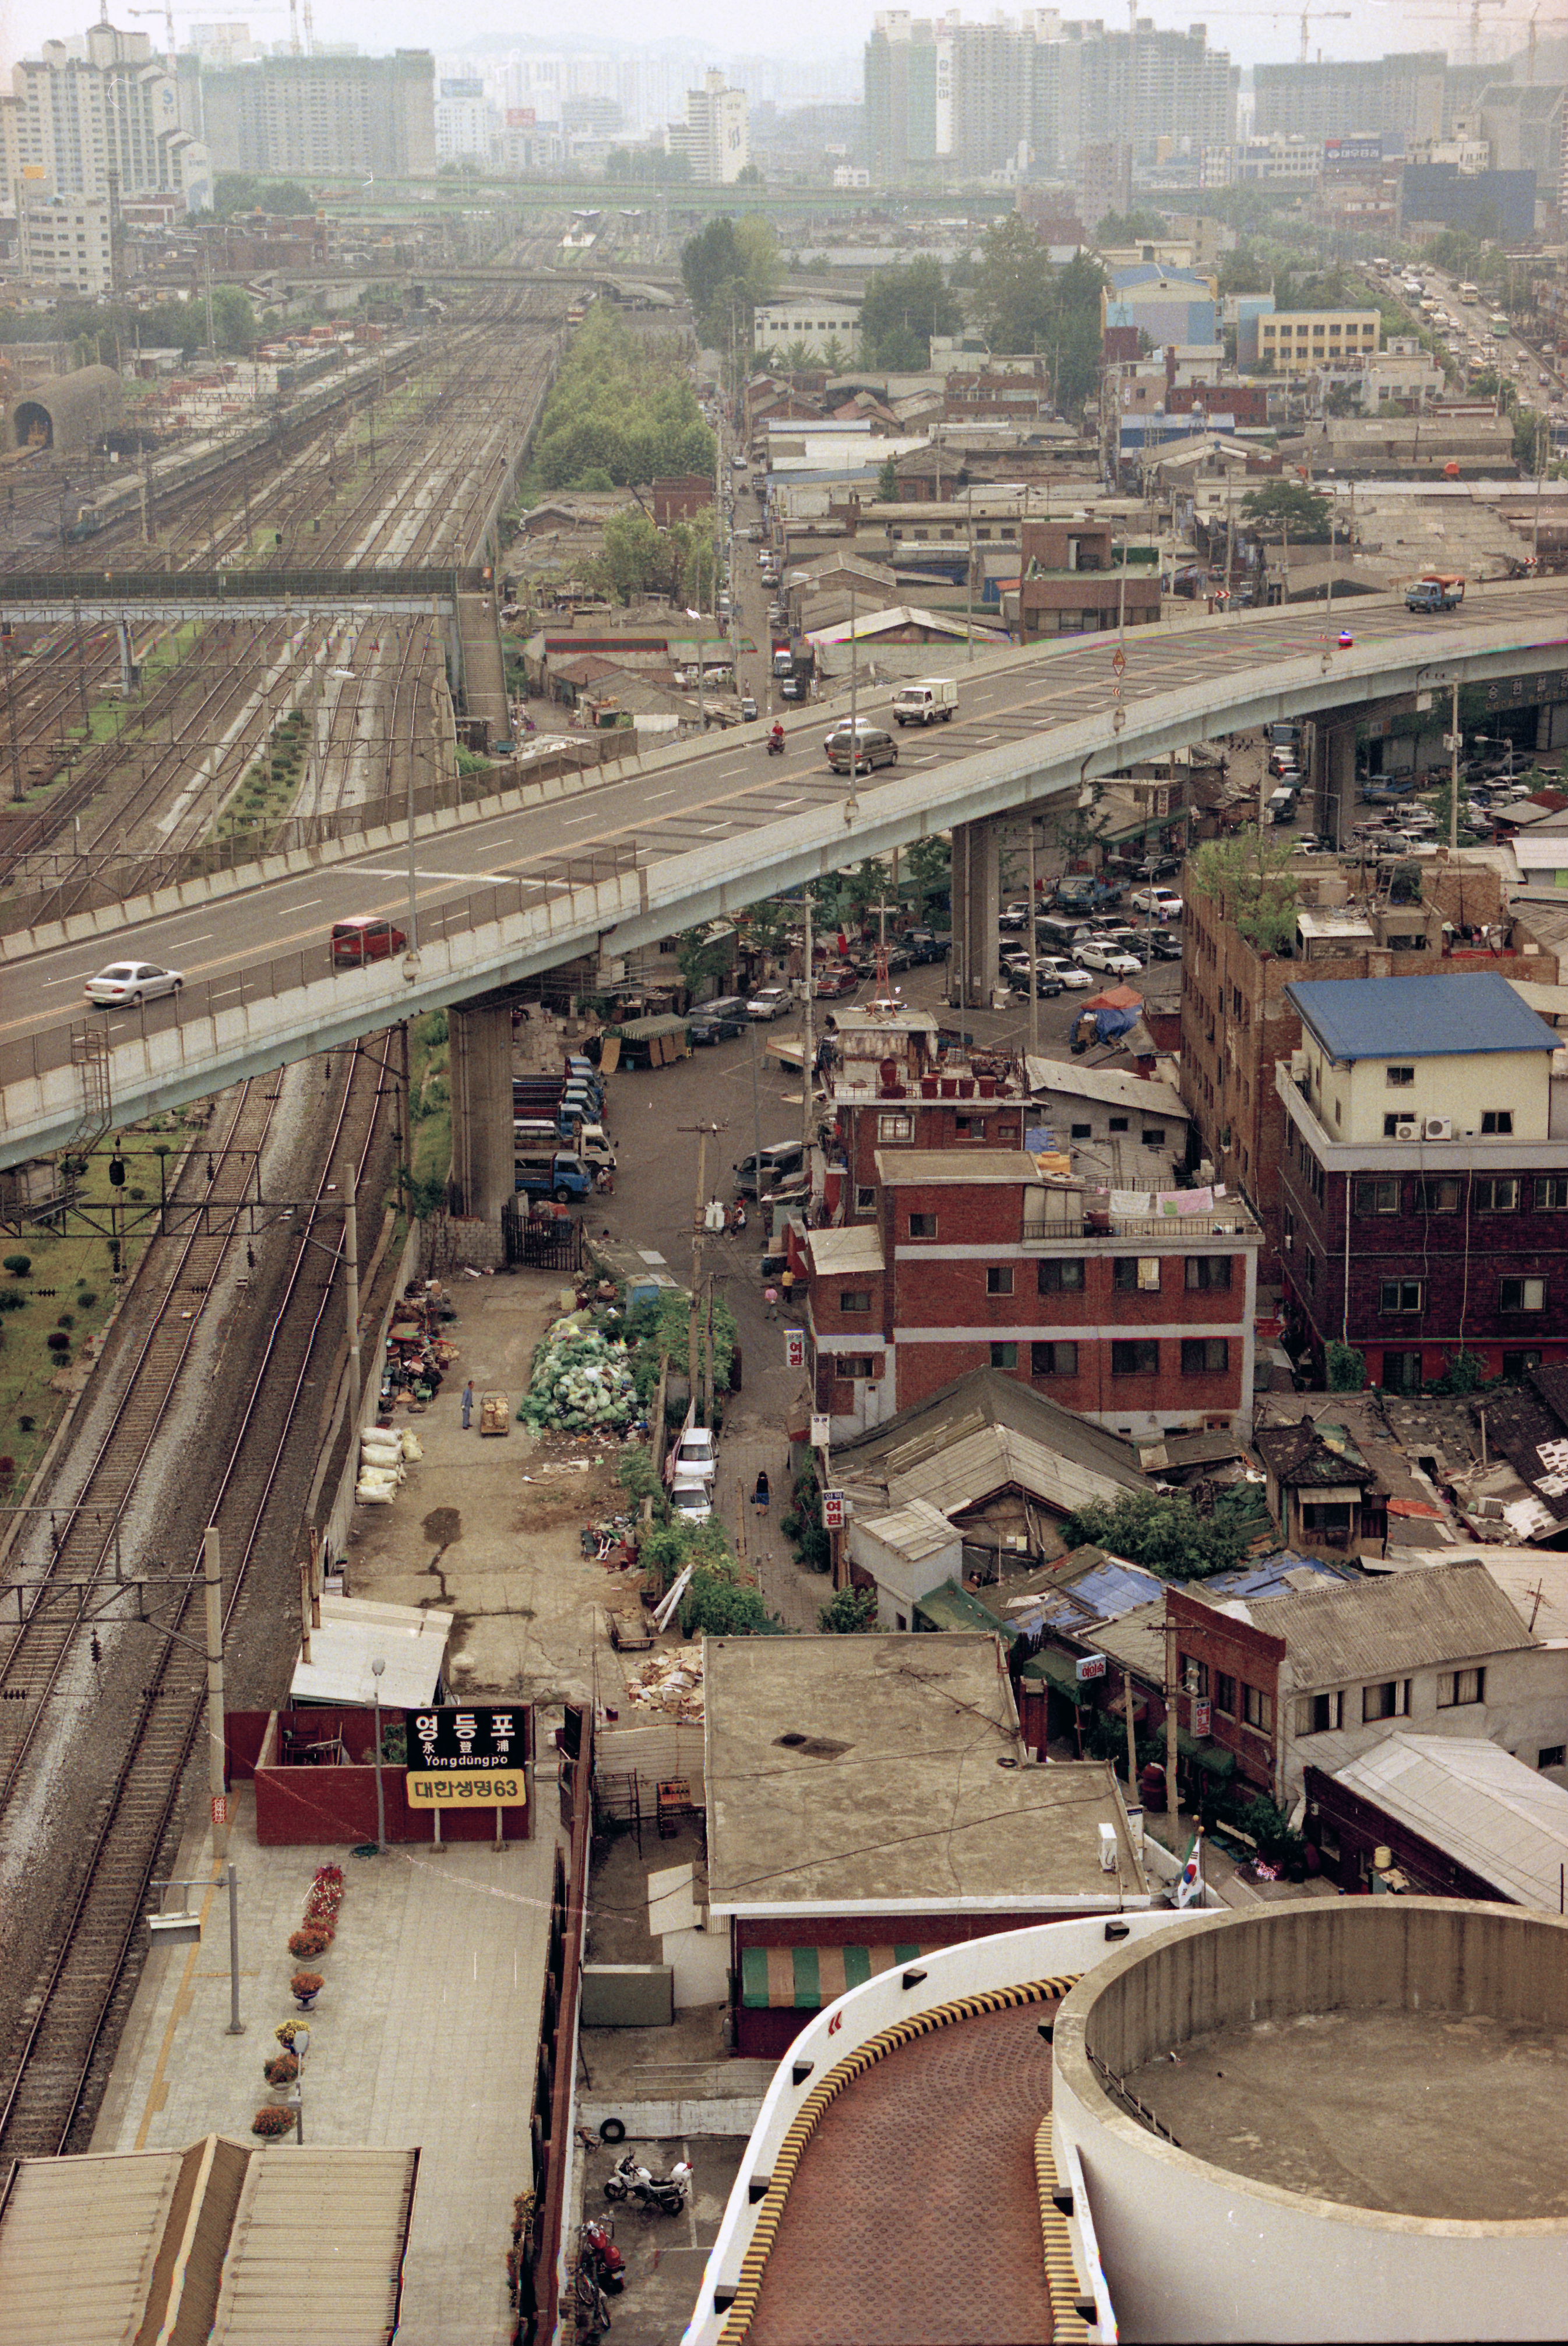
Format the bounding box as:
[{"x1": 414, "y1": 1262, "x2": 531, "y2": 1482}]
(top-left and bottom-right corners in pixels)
[{"x1": 748, "y1": 2002, "x2": 1053, "y2": 2345}]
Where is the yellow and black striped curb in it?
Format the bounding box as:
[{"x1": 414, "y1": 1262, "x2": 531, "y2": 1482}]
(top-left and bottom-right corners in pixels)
[
  {"x1": 716, "y1": 1973, "x2": 1082, "y2": 2345},
  {"x1": 1035, "y1": 2119, "x2": 1092, "y2": 2344}
]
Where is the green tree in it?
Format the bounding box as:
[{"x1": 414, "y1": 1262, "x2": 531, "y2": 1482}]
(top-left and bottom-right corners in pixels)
[
  {"x1": 904, "y1": 833, "x2": 951, "y2": 922},
  {"x1": 735, "y1": 162, "x2": 763, "y2": 185},
  {"x1": 1093, "y1": 207, "x2": 1166, "y2": 244},
  {"x1": 1218, "y1": 246, "x2": 1271, "y2": 297},
  {"x1": 819, "y1": 1585, "x2": 878, "y2": 1633},
  {"x1": 973, "y1": 213, "x2": 1056, "y2": 351},
  {"x1": 1062, "y1": 1491, "x2": 1253, "y2": 1580},
  {"x1": 1326, "y1": 1341, "x2": 1366, "y2": 1393},
  {"x1": 605, "y1": 146, "x2": 691, "y2": 184},
  {"x1": 589, "y1": 507, "x2": 667, "y2": 603},
  {"x1": 676, "y1": 924, "x2": 735, "y2": 997},
  {"x1": 209, "y1": 284, "x2": 257, "y2": 354},
  {"x1": 1240, "y1": 481, "x2": 1331, "y2": 541},
  {"x1": 680, "y1": 215, "x2": 780, "y2": 367},
  {"x1": 875, "y1": 455, "x2": 900, "y2": 502},
  {"x1": 820, "y1": 334, "x2": 850, "y2": 375},
  {"x1": 1188, "y1": 836, "x2": 1298, "y2": 956},
  {"x1": 1513, "y1": 405, "x2": 1548, "y2": 473},
  {"x1": 858, "y1": 258, "x2": 961, "y2": 368}
]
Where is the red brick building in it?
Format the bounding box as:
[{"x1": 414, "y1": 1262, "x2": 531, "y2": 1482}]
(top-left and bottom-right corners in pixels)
[{"x1": 1014, "y1": 517, "x2": 1161, "y2": 641}]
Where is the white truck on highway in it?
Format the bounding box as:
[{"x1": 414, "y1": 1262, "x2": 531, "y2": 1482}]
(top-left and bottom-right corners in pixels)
[{"x1": 892, "y1": 677, "x2": 958, "y2": 726}]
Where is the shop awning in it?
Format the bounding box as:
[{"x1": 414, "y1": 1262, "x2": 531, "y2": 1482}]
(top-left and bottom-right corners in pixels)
[
  {"x1": 915, "y1": 1581, "x2": 1020, "y2": 1637},
  {"x1": 1177, "y1": 1730, "x2": 1237, "y2": 1778},
  {"x1": 741, "y1": 1943, "x2": 923, "y2": 2010},
  {"x1": 1019, "y1": 1648, "x2": 1097, "y2": 1703}
]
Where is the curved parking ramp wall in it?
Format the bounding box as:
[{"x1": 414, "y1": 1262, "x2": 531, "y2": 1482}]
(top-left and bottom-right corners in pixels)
[
  {"x1": 1051, "y1": 1898, "x2": 1568, "y2": 2344},
  {"x1": 686, "y1": 1910, "x2": 1196, "y2": 2346}
]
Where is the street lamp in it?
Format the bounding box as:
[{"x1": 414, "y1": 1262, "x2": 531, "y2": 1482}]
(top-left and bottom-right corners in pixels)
[{"x1": 370, "y1": 1655, "x2": 387, "y2": 1851}]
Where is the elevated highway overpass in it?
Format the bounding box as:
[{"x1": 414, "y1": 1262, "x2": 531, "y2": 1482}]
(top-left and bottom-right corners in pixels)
[{"x1": 0, "y1": 583, "x2": 1562, "y2": 1178}]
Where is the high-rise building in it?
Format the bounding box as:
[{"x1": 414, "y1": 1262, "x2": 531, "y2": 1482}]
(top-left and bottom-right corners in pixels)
[
  {"x1": 196, "y1": 50, "x2": 435, "y2": 179},
  {"x1": 864, "y1": 12, "x2": 1235, "y2": 184},
  {"x1": 435, "y1": 77, "x2": 492, "y2": 164},
  {"x1": 1, "y1": 22, "x2": 211, "y2": 213},
  {"x1": 665, "y1": 71, "x2": 749, "y2": 185},
  {"x1": 1252, "y1": 52, "x2": 1445, "y2": 145}
]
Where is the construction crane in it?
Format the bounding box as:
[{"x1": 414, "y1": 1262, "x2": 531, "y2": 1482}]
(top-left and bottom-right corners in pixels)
[
  {"x1": 1292, "y1": 8, "x2": 1350, "y2": 64},
  {"x1": 125, "y1": 5, "x2": 289, "y2": 65},
  {"x1": 1367, "y1": 0, "x2": 1509, "y2": 66},
  {"x1": 1200, "y1": 8, "x2": 1352, "y2": 66}
]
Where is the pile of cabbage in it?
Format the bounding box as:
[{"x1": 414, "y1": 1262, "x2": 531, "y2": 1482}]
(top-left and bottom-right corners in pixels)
[{"x1": 516, "y1": 1313, "x2": 638, "y2": 1433}]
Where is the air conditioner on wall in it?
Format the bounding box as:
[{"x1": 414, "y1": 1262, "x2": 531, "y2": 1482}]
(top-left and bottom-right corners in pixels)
[
  {"x1": 1394, "y1": 1119, "x2": 1419, "y2": 1142},
  {"x1": 1423, "y1": 1116, "x2": 1453, "y2": 1140}
]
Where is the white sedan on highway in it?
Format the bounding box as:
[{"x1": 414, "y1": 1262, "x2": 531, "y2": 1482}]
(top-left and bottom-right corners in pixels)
[{"x1": 84, "y1": 959, "x2": 184, "y2": 1006}]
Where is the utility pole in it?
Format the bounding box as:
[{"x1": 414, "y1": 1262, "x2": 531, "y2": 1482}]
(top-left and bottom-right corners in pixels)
[
  {"x1": 1123, "y1": 1667, "x2": 1140, "y2": 1798},
  {"x1": 1164, "y1": 1593, "x2": 1179, "y2": 1825},
  {"x1": 1026, "y1": 819, "x2": 1040, "y2": 1064},
  {"x1": 204, "y1": 1527, "x2": 228, "y2": 1862},
  {"x1": 801, "y1": 894, "x2": 816, "y2": 1158},
  {"x1": 1449, "y1": 678, "x2": 1461, "y2": 855},
  {"x1": 343, "y1": 1181, "x2": 361, "y2": 1425},
  {"x1": 682, "y1": 1122, "x2": 718, "y2": 1412}
]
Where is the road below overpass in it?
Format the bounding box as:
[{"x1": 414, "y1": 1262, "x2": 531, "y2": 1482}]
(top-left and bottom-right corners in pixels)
[{"x1": 1, "y1": 583, "x2": 1563, "y2": 1165}]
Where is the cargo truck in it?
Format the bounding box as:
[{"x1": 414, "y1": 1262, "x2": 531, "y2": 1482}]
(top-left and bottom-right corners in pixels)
[{"x1": 892, "y1": 677, "x2": 958, "y2": 726}]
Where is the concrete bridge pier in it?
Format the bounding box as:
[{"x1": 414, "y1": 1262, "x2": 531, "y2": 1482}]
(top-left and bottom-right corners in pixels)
[
  {"x1": 448, "y1": 1002, "x2": 514, "y2": 1248},
  {"x1": 950, "y1": 816, "x2": 1001, "y2": 1007},
  {"x1": 1314, "y1": 718, "x2": 1358, "y2": 848}
]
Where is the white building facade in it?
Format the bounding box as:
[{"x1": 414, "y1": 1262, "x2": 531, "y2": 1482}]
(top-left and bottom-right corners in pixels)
[
  {"x1": 666, "y1": 70, "x2": 748, "y2": 185},
  {"x1": 3, "y1": 22, "x2": 210, "y2": 212}
]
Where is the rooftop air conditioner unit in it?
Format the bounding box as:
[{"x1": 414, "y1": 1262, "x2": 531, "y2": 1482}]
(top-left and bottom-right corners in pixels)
[
  {"x1": 1394, "y1": 1119, "x2": 1419, "y2": 1142},
  {"x1": 1423, "y1": 1116, "x2": 1453, "y2": 1140}
]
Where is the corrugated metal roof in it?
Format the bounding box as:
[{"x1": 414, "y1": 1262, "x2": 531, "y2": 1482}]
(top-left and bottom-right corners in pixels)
[
  {"x1": 1287, "y1": 971, "x2": 1560, "y2": 1062},
  {"x1": 874, "y1": 1147, "x2": 1031, "y2": 1184},
  {"x1": 210, "y1": 2146, "x2": 418, "y2": 2344},
  {"x1": 1244, "y1": 1559, "x2": 1534, "y2": 1689},
  {"x1": 0, "y1": 2148, "x2": 186, "y2": 2346},
  {"x1": 1023, "y1": 1056, "x2": 1187, "y2": 1121},
  {"x1": 1333, "y1": 1732, "x2": 1568, "y2": 1910},
  {"x1": 858, "y1": 1498, "x2": 956, "y2": 1565},
  {"x1": 806, "y1": 1225, "x2": 885, "y2": 1276},
  {"x1": 890, "y1": 1421, "x2": 1137, "y2": 1521}
]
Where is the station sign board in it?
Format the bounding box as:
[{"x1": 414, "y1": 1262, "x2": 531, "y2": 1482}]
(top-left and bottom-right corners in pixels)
[{"x1": 404, "y1": 1704, "x2": 530, "y2": 1808}]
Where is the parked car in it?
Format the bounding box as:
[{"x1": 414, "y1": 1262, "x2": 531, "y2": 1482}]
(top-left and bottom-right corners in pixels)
[
  {"x1": 84, "y1": 958, "x2": 184, "y2": 1006},
  {"x1": 739, "y1": 695, "x2": 758, "y2": 721},
  {"x1": 852, "y1": 944, "x2": 913, "y2": 977},
  {"x1": 734, "y1": 1139, "x2": 806, "y2": 1197},
  {"x1": 674, "y1": 1426, "x2": 718, "y2": 1484},
  {"x1": 330, "y1": 915, "x2": 408, "y2": 967},
  {"x1": 1144, "y1": 930, "x2": 1183, "y2": 959},
  {"x1": 905, "y1": 929, "x2": 950, "y2": 963},
  {"x1": 1006, "y1": 963, "x2": 1066, "y2": 998},
  {"x1": 998, "y1": 901, "x2": 1034, "y2": 931},
  {"x1": 1129, "y1": 887, "x2": 1183, "y2": 920},
  {"x1": 671, "y1": 1478, "x2": 713, "y2": 1524},
  {"x1": 1038, "y1": 956, "x2": 1095, "y2": 991},
  {"x1": 780, "y1": 675, "x2": 805, "y2": 702},
  {"x1": 813, "y1": 966, "x2": 858, "y2": 999},
  {"x1": 1075, "y1": 941, "x2": 1144, "y2": 975},
  {"x1": 689, "y1": 996, "x2": 750, "y2": 1044},
  {"x1": 745, "y1": 986, "x2": 792, "y2": 1021}
]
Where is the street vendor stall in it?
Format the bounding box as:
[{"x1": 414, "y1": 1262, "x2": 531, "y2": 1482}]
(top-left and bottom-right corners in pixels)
[{"x1": 380, "y1": 1278, "x2": 460, "y2": 1411}]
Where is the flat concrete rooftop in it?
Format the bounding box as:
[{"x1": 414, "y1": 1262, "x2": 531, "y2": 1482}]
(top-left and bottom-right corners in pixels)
[
  {"x1": 1127, "y1": 2006, "x2": 1568, "y2": 2222},
  {"x1": 703, "y1": 1630, "x2": 1146, "y2": 1914}
]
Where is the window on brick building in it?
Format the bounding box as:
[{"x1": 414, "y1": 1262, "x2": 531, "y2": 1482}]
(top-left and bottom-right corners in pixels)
[
  {"x1": 1362, "y1": 1679, "x2": 1410, "y2": 1722},
  {"x1": 1242, "y1": 1684, "x2": 1273, "y2": 1732},
  {"x1": 1112, "y1": 1338, "x2": 1159, "y2": 1375},
  {"x1": 1114, "y1": 1257, "x2": 1161, "y2": 1292},
  {"x1": 1185, "y1": 1256, "x2": 1232, "y2": 1290},
  {"x1": 1304, "y1": 1252, "x2": 1317, "y2": 1291},
  {"x1": 1214, "y1": 1671, "x2": 1236, "y2": 1716},
  {"x1": 1535, "y1": 1179, "x2": 1568, "y2": 1210},
  {"x1": 840, "y1": 1356, "x2": 878, "y2": 1379},
  {"x1": 990, "y1": 1341, "x2": 1019, "y2": 1368},
  {"x1": 1355, "y1": 1178, "x2": 1400, "y2": 1215},
  {"x1": 1481, "y1": 1110, "x2": 1513, "y2": 1135},
  {"x1": 1038, "y1": 1259, "x2": 1085, "y2": 1292},
  {"x1": 908, "y1": 1213, "x2": 938, "y2": 1237},
  {"x1": 1379, "y1": 1278, "x2": 1423, "y2": 1315},
  {"x1": 857, "y1": 1187, "x2": 877, "y2": 1213},
  {"x1": 954, "y1": 1115, "x2": 987, "y2": 1138},
  {"x1": 1475, "y1": 1179, "x2": 1520, "y2": 1213},
  {"x1": 878, "y1": 1113, "x2": 913, "y2": 1141},
  {"x1": 1031, "y1": 1340, "x2": 1078, "y2": 1377},
  {"x1": 986, "y1": 1266, "x2": 1014, "y2": 1296},
  {"x1": 1182, "y1": 1337, "x2": 1229, "y2": 1374},
  {"x1": 1386, "y1": 1065, "x2": 1415, "y2": 1088},
  {"x1": 838, "y1": 1290, "x2": 873, "y2": 1313},
  {"x1": 1502, "y1": 1276, "x2": 1546, "y2": 1313},
  {"x1": 1503, "y1": 1348, "x2": 1542, "y2": 1378},
  {"x1": 1438, "y1": 1667, "x2": 1484, "y2": 1708},
  {"x1": 1420, "y1": 1178, "x2": 1461, "y2": 1213}
]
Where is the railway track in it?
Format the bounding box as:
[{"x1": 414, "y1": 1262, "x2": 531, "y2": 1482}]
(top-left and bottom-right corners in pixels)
[
  {"x1": 0, "y1": 1033, "x2": 396, "y2": 2158},
  {"x1": 0, "y1": 286, "x2": 561, "y2": 887}
]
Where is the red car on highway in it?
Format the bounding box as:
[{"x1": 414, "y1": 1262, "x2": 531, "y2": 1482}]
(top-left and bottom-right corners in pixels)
[{"x1": 331, "y1": 917, "x2": 408, "y2": 968}]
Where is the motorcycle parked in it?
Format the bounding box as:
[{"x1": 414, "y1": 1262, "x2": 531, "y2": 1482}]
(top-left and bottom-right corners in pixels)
[
  {"x1": 604, "y1": 2151, "x2": 693, "y2": 2217},
  {"x1": 579, "y1": 2217, "x2": 626, "y2": 2295}
]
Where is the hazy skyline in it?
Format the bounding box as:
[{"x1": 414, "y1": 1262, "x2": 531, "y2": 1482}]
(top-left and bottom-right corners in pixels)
[{"x1": 0, "y1": 0, "x2": 1531, "y2": 79}]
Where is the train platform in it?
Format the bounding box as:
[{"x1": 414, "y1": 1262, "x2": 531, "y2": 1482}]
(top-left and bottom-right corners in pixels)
[{"x1": 91, "y1": 1778, "x2": 568, "y2": 2346}]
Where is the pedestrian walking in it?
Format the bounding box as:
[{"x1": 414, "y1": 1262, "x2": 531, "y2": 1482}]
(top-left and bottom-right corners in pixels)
[
  {"x1": 461, "y1": 1380, "x2": 474, "y2": 1430},
  {"x1": 752, "y1": 1470, "x2": 771, "y2": 1513},
  {"x1": 763, "y1": 1284, "x2": 780, "y2": 1320},
  {"x1": 780, "y1": 1266, "x2": 797, "y2": 1305}
]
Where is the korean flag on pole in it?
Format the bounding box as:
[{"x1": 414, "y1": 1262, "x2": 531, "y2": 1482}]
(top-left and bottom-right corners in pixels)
[{"x1": 1175, "y1": 1830, "x2": 1204, "y2": 1908}]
